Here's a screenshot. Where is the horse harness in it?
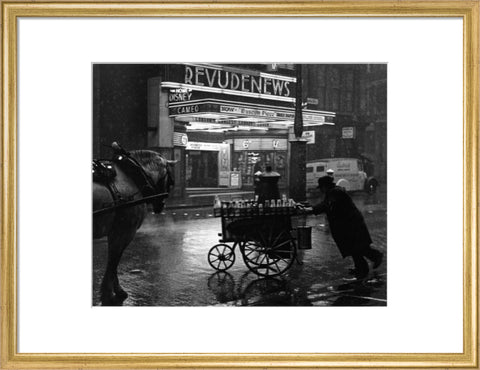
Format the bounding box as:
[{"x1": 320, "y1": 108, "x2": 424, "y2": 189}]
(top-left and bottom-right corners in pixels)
[{"x1": 92, "y1": 152, "x2": 161, "y2": 210}]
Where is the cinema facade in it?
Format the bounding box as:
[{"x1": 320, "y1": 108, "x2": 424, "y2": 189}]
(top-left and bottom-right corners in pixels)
[{"x1": 137, "y1": 63, "x2": 333, "y2": 196}]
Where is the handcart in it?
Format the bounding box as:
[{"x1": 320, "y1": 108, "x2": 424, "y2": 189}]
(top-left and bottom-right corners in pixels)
[{"x1": 208, "y1": 200, "x2": 311, "y2": 277}]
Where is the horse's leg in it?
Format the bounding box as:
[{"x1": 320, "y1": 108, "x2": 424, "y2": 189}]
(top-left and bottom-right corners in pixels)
[
  {"x1": 101, "y1": 220, "x2": 138, "y2": 306},
  {"x1": 113, "y1": 273, "x2": 127, "y2": 301}
]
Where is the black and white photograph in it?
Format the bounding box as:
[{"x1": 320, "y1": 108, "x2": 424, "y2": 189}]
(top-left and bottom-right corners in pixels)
[
  {"x1": 92, "y1": 63, "x2": 387, "y2": 307},
  {"x1": 4, "y1": 3, "x2": 473, "y2": 366}
]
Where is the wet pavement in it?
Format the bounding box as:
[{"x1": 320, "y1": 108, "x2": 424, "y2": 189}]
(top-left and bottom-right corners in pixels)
[{"x1": 93, "y1": 191, "x2": 387, "y2": 306}]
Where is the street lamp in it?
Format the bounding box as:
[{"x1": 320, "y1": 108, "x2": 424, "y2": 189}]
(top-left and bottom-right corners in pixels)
[{"x1": 294, "y1": 64, "x2": 304, "y2": 139}]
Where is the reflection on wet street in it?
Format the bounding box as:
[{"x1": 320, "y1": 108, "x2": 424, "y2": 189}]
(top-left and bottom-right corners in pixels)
[
  {"x1": 93, "y1": 191, "x2": 386, "y2": 306},
  {"x1": 208, "y1": 271, "x2": 386, "y2": 306}
]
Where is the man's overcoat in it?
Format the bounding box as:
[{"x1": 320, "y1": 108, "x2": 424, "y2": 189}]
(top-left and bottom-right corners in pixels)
[{"x1": 312, "y1": 186, "x2": 372, "y2": 258}]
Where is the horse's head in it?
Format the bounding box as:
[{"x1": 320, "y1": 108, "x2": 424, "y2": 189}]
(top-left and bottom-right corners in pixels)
[
  {"x1": 129, "y1": 150, "x2": 176, "y2": 214},
  {"x1": 151, "y1": 159, "x2": 176, "y2": 213}
]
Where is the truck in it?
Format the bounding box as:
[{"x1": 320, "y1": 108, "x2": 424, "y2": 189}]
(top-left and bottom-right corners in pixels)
[{"x1": 306, "y1": 158, "x2": 378, "y2": 194}]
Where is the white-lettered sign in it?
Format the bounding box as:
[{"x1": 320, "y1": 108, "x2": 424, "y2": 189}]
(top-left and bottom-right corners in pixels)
[
  {"x1": 302, "y1": 130, "x2": 315, "y2": 144},
  {"x1": 342, "y1": 126, "x2": 355, "y2": 139},
  {"x1": 186, "y1": 141, "x2": 222, "y2": 151}
]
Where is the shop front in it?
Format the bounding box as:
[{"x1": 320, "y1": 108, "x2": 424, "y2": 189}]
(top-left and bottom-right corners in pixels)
[
  {"x1": 185, "y1": 141, "x2": 229, "y2": 188},
  {"x1": 232, "y1": 137, "x2": 288, "y2": 188},
  {"x1": 147, "y1": 63, "x2": 335, "y2": 194}
]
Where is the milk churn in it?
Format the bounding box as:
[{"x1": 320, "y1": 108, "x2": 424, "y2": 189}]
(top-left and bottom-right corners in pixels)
[{"x1": 296, "y1": 226, "x2": 312, "y2": 250}]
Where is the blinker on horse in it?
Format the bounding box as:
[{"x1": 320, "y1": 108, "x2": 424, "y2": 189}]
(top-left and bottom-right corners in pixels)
[{"x1": 93, "y1": 142, "x2": 175, "y2": 306}]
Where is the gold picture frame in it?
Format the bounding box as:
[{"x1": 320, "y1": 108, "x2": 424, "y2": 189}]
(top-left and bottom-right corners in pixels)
[{"x1": 1, "y1": 1, "x2": 478, "y2": 368}]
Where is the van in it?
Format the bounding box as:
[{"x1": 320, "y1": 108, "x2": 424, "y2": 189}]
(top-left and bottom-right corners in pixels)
[{"x1": 306, "y1": 158, "x2": 378, "y2": 193}]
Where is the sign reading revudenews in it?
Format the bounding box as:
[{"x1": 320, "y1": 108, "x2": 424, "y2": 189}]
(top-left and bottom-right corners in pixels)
[{"x1": 184, "y1": 65, "x2": 294, "y2": 98}]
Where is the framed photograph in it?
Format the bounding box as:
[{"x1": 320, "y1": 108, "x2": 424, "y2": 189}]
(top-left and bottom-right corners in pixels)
[{"x1": 2, "y1": 1, "x2": 478, "y2": 368}]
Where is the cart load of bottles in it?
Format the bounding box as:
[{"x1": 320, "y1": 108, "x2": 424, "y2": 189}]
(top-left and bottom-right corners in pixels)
[{"x1": 213, "y1": 195, "x2": 299, "y2": 218}]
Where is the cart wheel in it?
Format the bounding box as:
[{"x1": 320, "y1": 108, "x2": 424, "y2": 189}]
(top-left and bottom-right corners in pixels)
[
  {"x1": 240, "y1": 231, "x2": 296, "y2": 277},
  {"x1": 208, "y1": 244, "x2": 235, "y2": 271}
]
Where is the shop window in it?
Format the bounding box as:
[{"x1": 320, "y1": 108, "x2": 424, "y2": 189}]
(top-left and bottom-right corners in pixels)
[
  {"x1": 233, "y1": 151, "x2": 288, "y2": 189},
  {"x1": 186, "y1": 151, "x2": 219, "y2": 187}
]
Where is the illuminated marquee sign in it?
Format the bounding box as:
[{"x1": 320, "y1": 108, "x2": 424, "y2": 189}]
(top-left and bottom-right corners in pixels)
[
  {"x1": 186, "y1": 141, "x2": 223, "y2": 151},
  {"x1": 220, "y1": 105, "x2": 326, "y2": 123},
  {"x1": 184, "y1": 65, "x2": 294, "y2": 98},
  {"x1": 303, "y1": 114, "x2": 325, "y2": 123},
  {"x1": 234, "y1": 138, "x2": 288, "y2": 151},
  {"x1": 169, "y1": 101, "x2": 331, "y2": 124},
  {"x1": 169, "y1": 88, "x2": 193, "y2": 102},
  {"x1": 171, "y1": 104, "x2": 201, "y2": 115},
  {"x1": 220, "y1": 105, "x2": 276, "y2": 118}
]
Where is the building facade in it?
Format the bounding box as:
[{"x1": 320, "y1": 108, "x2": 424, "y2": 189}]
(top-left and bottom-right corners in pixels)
[
  {"x1": 93, "y1": 63, "x2": 386, "y2": 198},
  {"x1": 303, "y1": 64, "x2": 387, "y2": 182}
]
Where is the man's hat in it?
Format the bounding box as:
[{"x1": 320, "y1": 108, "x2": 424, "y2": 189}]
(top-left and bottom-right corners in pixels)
[
  {"x1": 326, "y1": 168, "x2": 334, "y2": 174},
  {"x1": 317, "y1": 175, "x2": 334, "y2": 188}
]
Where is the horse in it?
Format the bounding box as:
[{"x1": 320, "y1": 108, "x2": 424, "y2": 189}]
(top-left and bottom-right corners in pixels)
[{"x1": 93, "y1": 145, "x2": 175, "y2": 305}]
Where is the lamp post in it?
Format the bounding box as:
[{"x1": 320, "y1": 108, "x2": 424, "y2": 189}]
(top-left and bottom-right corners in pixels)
[
  {"x1": 288, "y1": 64, "x2": 308, "y2": 202},
  {"x1": 294, "y1": 64, "x2": 304, "y2": 139}
]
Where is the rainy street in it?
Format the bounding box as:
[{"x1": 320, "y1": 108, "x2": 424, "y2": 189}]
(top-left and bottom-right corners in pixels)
[{"x1": 93, "y1": 191, "x2": 387, "y2": 306}]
